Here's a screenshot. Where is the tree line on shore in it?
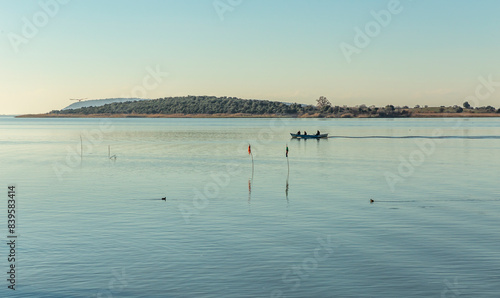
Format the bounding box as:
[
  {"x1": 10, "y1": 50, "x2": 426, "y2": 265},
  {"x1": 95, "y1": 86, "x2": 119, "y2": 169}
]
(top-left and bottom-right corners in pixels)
[{"x1": 49, "y1": 96, "x2": 500, "y2": 117}]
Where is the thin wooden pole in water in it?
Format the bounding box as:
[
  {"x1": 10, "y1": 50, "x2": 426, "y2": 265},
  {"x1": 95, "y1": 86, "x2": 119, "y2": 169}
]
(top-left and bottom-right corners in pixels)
[
  {"x1": 80, "y1": 135, "x2": 83, "y2": 158},
  {"x1": 286, "y1": 144, "x2": 289, "y2": 175}
]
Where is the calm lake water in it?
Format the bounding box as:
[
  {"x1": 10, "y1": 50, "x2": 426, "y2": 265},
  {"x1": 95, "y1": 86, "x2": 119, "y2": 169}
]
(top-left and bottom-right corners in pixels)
[{"x1": 1, "y1": 116, "x2": 500, "y2": 297}]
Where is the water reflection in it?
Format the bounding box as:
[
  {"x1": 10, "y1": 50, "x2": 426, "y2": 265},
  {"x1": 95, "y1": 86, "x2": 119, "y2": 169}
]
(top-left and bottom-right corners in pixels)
[
  {"x1": 285, "y1": 174, "x2": 289, "y2": 207},
  {"x1": 286, "y1": 150, "x2": 290, "y2": 207},
  {"x1": 290, "y1": 137, "x2": 328, "y2": 142},
  {"x1": 248, "y1": 178, "x2": 252, "y2": 205}
]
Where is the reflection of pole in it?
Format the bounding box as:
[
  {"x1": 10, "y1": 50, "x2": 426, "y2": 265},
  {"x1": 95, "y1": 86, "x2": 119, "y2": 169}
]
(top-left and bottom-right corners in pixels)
[
  {"x1": 286, "y1": 144, "x2": 289, "y2": 175},
  {"x1": 285, "y1": 144, "x2": 289, "y2": 206},
  {"x1": 248, "y1": 144, "x2": 254, "y2": 206},
  {"x1": 80, "y1": 135, "x2": 83, "y2": 158},
  {"x1": 287, "y1": 156, "x2": 289, "y2": 175},
  {"x1": 248, "y1": 179, "x2": 252, "y2": 205},
  {"x1": 285, "y1": 173, "x2": 289, "y2": 205}
]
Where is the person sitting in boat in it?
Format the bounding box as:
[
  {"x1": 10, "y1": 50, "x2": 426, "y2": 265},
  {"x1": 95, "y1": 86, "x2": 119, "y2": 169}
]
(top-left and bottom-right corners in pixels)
[
  {"x1": 297, "y1": 131, "x2": 301, "y2": 135},
  {"x1": 316, "y1": 130, "x2": 320, "y2": 136},
  {"x1": 304, "y1": 131, "x2": 307, "y2": 135}
]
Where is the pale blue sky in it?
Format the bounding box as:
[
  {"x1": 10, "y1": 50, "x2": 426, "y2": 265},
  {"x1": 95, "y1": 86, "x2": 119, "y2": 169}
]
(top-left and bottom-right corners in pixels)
[{"x1": 1, "y1": 0, "x2": 499, "y2": 114}]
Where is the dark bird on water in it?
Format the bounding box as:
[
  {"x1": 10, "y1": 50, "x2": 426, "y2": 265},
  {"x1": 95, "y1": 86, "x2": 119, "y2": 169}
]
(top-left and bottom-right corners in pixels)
[
  {"x1": 161, "y1": 197, "x2": 166, "y2": 201},
  {"x1": 370, "y1": 199, "x2": 374, "y2": 203}
]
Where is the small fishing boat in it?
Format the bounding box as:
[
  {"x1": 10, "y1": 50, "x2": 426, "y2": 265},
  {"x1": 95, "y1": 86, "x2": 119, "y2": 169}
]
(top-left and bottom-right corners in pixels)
[{"x1": 290, "y1": 133, "x2": 328, "y2": 139}]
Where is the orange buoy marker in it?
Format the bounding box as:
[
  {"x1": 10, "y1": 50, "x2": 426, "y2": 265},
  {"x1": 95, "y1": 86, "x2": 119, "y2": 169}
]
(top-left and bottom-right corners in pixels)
[{"x1": 370, "y1": 199, "x2": 374, "y2": 203}]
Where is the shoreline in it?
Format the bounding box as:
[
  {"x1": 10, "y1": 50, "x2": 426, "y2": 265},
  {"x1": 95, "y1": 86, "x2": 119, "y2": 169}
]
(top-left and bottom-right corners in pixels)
[
  {"x1": 16, "y1": 113, "x2": 292, "y2": 118},
  {"x1": 15, "y1": 112, "x2": 500, "y2": 119}
]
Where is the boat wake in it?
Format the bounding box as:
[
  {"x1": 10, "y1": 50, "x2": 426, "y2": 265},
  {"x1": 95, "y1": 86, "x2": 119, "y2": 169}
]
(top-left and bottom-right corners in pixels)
[{"x1": 329, "y1": 135, "x2": 500, "y2": 140}]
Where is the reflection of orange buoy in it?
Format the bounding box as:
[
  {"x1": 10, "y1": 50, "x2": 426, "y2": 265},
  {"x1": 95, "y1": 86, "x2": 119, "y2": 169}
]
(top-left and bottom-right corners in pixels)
[{"x1": 370, "y1": 199, "x2": 374, "y2": 203}]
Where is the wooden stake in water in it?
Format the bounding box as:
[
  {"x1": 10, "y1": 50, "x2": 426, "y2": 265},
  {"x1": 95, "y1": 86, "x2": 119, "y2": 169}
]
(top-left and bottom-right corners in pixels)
[{"x1": 248, "y1": 144, "x2": 254, "y2": 176}]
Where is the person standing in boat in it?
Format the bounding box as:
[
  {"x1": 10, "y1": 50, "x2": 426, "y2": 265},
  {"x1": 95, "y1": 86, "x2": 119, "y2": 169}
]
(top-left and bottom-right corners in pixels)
[
  {"x1": 304, "y1": 131, "x2": 307, "y2": 135},
  {"x1": 316, "y1": 130, "x2": 320, "y2": 136},
  {"x1": 297, "y1": 131, "x2": 301, "y2": 135}
]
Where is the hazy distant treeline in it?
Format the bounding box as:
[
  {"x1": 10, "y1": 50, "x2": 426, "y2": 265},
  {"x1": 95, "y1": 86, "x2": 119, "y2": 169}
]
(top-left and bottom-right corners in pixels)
[
  {"x1": 50, "y1": 96, "x2": 410, "y2": 117},
  {"x1": 52, "y1": 96, "x2": 309, "y2": 115}
]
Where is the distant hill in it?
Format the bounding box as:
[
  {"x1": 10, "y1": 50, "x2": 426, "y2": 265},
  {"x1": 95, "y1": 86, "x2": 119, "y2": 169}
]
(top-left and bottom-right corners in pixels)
[
  {"x1": 43, "y1": 95, "x2": 426, "y2": 118},
  {"x1": 54, "y1": 96, "x2": 316, "y2": 116},
  {"x1": 62, "y1": 98, "x2": 149, "y2": 110}
]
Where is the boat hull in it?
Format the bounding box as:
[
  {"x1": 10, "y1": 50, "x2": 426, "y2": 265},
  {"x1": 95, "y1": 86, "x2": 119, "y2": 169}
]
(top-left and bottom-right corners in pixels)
[{"x1": 290, "y1": 133, "x2": 328, "y2": 139}]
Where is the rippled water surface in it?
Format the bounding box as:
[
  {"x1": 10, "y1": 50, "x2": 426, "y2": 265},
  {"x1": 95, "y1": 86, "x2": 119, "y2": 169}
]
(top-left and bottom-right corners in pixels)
[{"x1": 1, "y1": 116, "x2": 500, "y2": 297}]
